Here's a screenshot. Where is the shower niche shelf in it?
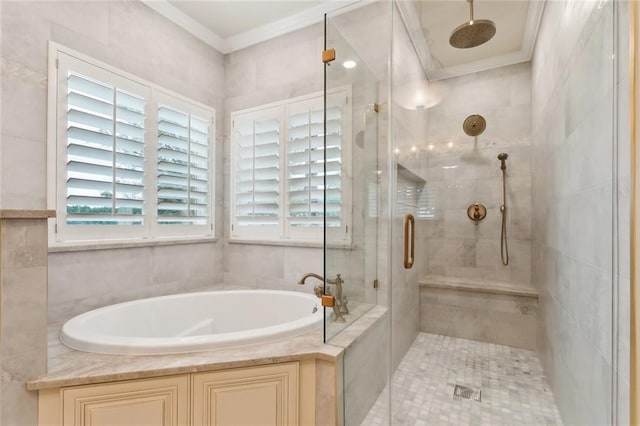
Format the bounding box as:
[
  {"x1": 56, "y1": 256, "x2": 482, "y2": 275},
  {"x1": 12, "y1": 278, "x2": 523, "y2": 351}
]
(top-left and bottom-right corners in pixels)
[{"x1": 397, "y1": 163, "x2": 426, "y2": 185}]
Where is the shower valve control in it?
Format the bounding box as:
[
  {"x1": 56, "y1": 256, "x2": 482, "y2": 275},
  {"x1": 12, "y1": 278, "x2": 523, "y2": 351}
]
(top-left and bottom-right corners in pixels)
[{"x1": 467, "y1": 203, "x2": 487, "y2": 224}]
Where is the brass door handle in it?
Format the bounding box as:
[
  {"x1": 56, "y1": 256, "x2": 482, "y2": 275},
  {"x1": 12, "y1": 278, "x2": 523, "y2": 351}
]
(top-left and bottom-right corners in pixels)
[{"x1": 403, "y1": 213, "x2": 415, "y2": 269}]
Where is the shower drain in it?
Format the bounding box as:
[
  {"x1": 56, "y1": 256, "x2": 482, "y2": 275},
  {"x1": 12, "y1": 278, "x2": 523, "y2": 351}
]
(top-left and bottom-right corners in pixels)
[{"x1": 453, "y1": 385, "x2": 482, "y2": 402}]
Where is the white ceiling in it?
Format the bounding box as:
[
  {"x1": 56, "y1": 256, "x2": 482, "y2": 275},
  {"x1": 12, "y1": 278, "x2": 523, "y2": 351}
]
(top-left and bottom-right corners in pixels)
[
  {"x1": 419, "y1": 1, "x2": 529, "y2": 68},
  {"x1": 414, "y1": 0, "x2": 543, "y2": 79},
  {"x1": 143, "y1": 0, "x2": 544, "y2": 79},
  {"x1": 142, "y1": 0, "x2": 345, "y2": 53},
  {"x1": 168, "y1": 1, "x2": 326, "y2": 38}
]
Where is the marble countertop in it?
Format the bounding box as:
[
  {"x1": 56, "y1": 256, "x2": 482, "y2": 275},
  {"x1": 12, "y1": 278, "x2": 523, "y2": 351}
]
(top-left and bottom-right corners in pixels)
[{"x1": 27, "y1": 304, "x2": 387, "y2": 391}]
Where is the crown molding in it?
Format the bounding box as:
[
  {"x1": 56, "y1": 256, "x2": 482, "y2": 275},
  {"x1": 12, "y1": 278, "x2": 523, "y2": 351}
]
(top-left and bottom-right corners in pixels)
[
  {"x1": 428, "y1": 49, "x2": 532, "y2": 80},
  {"x1": 395, "y1": 0, "x2": 438, "y2": 77},
  {"x1": 224, "y1": 1, "x2": 360, "y2": 52},
  {"x1": 142, "y1": 0, "x2": 544, "y2": 73},
  {"x1": 432, "y1": 0, "x2": 546, "y2": 80},
  {"x1": 141, "y1": 0, "x2": 361, "y2": 54},
  {"x1": 141, "y1": 0, "x2": 226, "y2": 52},
  {"x1": 522, "y1": 0, "x2": 546, "y2": 59}
]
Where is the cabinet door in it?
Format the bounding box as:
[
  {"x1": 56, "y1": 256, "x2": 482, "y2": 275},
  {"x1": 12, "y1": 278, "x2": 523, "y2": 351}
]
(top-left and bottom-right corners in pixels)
[
  {"x1": 62, "y1": 375, "x2": 189, "y2": 426},
  {"x1": 192, "y1": 363, "x2": 298, "y2": 426}
]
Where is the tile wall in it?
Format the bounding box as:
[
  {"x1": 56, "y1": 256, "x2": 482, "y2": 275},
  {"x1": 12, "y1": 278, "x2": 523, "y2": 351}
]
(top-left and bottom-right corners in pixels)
[
  {"x1": 0, "y1": 1, "x2": 225, "y2": 422},
  {"x1": 388, "y1": 3, "x2": 430, "y2": 370},
  {"x1": 0, "y1": 215, "x2": 49, "y2": 426},
  {"x1": 530, "y1": 0, "x2": 624, "y2": 424},
  {"x1": 223, "y1": 13, "x2": 383, "y2": 308},
  {"x1": 614, "y1": 2, "x2": 631, "y2": 424},
  {"x1": 0, "y1": 0, "x2": 226, "y2": 320},
  {"x1": 400, "y1": 62, "x2": 533, "y2": 287},
  {"x1": 222, "y1": 24, "x2": 325, "y2": 293}
]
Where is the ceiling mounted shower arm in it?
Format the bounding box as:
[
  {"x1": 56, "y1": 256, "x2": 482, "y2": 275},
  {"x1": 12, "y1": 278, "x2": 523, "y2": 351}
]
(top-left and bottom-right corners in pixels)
[{"x1": 449, "y1": 0, "x2": 496, "y2": 49}]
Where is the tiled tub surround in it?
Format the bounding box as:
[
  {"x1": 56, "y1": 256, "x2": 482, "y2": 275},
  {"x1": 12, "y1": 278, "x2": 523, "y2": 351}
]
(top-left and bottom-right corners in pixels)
[
  {"x1": 0, "y1": 0, "x2": 223, "y2": 417},
  {"x1": 222, "y1": 19, "x2": 380, "y2": 311},
  {"x1": 0, "y1": 0, "x2": 226, "y2": 324},
  {"x1": 31, "y1": 306, "x2": 388, "y2": 425},
  {"x1": 222, "y1": 23, "x2": 327, "y2": 294},
  {"x1": 0, "y1": 211, "x2": 54, "y2": 426},
  {"x1": 362, "y1": 333, "x2": 563, "y2": 426},
  {"x1": 419, "y1": 275, "x2": 538, "y2": 350}
]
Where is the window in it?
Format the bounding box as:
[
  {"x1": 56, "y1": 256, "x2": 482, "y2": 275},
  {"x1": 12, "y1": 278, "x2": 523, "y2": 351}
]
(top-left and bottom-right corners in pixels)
[
  {"x1": 48, "y1": 45, "x2": 215, "y2": 245},
  {"x1": 230, "y1": 88, "x2": 351, "y2": 244}
]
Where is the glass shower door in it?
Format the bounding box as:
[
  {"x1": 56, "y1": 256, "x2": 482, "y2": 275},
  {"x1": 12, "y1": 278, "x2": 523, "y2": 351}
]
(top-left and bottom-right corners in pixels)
[{"x1": 324, "y1": 3, "x2": 391, "y2": 425}]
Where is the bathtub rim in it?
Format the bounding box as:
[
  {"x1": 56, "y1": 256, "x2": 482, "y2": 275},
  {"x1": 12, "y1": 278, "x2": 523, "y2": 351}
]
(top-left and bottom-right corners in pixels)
[{"x1": 60, "y1": 289, "x2": 323, "y2": 356}]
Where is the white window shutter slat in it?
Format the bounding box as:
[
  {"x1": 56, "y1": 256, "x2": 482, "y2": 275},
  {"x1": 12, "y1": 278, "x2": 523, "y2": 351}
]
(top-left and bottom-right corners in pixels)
[
  {"x1": 157, "y1": 103, "x2": 211, "y2": 226},
  {"x1": 53, "y1": 48, "x2": 215, "y2": 244},
  {"x1": 65, "y1": 72, "x2": 146, "y2": 226},
  {"x1": 230, "y1": 87, "x2": 351, "y2": 243},
  {"x1": 232, "y1": 108, "x2": 281, "y2": 233}
]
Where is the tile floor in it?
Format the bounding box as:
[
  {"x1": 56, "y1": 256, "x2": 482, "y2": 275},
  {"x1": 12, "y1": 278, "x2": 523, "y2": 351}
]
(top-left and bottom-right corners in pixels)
[{"x1": 361, "y1": 333, "x2": 564, "y2": 425}]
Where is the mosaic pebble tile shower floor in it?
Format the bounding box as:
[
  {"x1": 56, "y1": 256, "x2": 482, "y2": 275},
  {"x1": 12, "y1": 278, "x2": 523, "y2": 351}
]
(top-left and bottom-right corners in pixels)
[{"x1": 362, "y1": 333, "x2": 563, "y2": 425}]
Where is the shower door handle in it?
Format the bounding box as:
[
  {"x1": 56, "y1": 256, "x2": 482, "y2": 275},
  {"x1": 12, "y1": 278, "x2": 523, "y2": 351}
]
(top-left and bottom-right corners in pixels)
[{"x1": 403, "y1": 213, "x2": 415, "y2": 269}]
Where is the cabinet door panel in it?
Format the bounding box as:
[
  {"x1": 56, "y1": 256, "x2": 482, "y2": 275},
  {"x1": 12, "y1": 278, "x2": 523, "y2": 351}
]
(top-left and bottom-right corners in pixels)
[
  {"x1": 193, "y1": 363, "x2": 298, "y2": 426},
  {"x1": 62, "y1": 375, "x2": 189, "y2": 426}
]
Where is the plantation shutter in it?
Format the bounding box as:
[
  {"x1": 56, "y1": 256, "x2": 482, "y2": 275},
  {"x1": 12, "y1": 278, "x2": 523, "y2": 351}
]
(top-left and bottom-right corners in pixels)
[
  {"x1": 229, "y1": 88, "x2": 350, "y2": 243},
  {"x1": 231, "y1": 107, "x2": 282, "y2": 238},
  {"x1": 64, "y1": 71, "x2": 147, "y2": 227},
  {"x1": 53, "y1": 48, "x2": 216, "y2": 244},
  {"x1": 285, "y1": 93, "x2": 345, "y2": 240},
  {"x1": 156, "y1": 97, "x2": 212, "y2": 227}
]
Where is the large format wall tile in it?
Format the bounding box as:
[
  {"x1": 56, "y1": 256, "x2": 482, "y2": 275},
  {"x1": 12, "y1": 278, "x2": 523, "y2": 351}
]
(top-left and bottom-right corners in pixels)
[{"x1": 530, "y1": 0, "x2": 625, "y2": 423}]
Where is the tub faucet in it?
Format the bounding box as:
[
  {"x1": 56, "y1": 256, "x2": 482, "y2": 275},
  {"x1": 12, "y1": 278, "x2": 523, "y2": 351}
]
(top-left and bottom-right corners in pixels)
[{"x1": 298, "y1": 272, "x2": 349, "y2": 322}]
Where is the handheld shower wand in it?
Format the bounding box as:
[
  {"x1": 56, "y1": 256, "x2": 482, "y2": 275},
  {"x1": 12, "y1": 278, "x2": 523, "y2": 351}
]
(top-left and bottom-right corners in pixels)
[
  {"x1": 498, "y1": 152, "x2": 508, "y2": 170},
  {"x1": 498, "y1": 153, "x2": 509, "y2": 265}
]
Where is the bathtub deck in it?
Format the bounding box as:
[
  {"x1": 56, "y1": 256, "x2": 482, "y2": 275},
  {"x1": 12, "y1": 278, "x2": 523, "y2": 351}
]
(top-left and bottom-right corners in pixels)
[{"x1": 28, "y1": 305, "x2": 386, "y2": 390}]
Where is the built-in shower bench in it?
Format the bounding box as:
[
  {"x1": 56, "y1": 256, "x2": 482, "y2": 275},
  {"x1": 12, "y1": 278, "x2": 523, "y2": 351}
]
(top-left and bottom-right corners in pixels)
[{"x1": 419, "y1": 275, "x2": 538, "y2": 350}]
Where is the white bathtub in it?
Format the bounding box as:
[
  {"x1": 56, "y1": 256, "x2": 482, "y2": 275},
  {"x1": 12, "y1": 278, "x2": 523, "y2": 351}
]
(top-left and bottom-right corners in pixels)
[{"x1": 60, "y1": 290, "x2": 323, "y2": 355}]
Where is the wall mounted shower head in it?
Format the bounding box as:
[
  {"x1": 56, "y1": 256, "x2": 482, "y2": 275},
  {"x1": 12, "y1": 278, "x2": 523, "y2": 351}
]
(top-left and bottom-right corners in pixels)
[
  {"x1": 463, "y1": 114, "x2": 486, "y2": 136},
  {"x1": 497, "y1": 152, "x2": 508, "y2": 170}
]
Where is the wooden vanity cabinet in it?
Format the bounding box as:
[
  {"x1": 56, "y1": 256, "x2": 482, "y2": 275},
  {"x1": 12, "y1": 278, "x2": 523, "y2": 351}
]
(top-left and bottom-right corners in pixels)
[
  {"x1": 38, "y1": 361, "x2": 320, "y2": 426},
  {"x1": 192, "y1": 363, "x2": 298, "y2": 425}
]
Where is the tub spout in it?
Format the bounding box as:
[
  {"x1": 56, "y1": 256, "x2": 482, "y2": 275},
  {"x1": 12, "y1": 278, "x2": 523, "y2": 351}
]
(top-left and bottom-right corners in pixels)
[
  {"x1": 297, "y1": 272, "x2": 349, "y2": 322},
  {"x1": 298, "y1": 272, "x2": 324, "y2": 285}
]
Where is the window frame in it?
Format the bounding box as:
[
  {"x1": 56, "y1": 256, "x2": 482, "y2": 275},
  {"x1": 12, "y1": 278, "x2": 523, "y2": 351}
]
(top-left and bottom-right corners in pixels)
[
  {"x1": 229, "y1": 87, "x2": 352, "y2": 245},
  {"x1": 47, "y1": 43, "x2": 216, "y2": 247}
]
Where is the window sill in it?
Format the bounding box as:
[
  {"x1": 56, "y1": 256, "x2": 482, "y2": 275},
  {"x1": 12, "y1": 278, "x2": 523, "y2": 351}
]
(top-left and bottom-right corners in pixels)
[
  {"x1": 49, "y1": 236, "x2": 218, "y2": 253},
  {"x1": 228, "y1": 238, "x2": 353, "y2": 250}
]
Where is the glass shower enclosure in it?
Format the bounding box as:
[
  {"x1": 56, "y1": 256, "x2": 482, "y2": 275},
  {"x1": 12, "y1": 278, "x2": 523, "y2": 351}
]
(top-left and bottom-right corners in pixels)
[{"x1": 323, "y1": 0, "x2": 619, "y2": 424}]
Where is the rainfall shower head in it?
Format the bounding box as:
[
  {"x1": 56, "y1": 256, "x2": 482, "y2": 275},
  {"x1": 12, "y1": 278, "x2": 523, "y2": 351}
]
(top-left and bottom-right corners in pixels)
[
  {"x1": 449, "y1": 0, "x2": 496, "y2": 49},
  {"x1": 497, "y1": 152, "x2": 508, "y2": 170}
]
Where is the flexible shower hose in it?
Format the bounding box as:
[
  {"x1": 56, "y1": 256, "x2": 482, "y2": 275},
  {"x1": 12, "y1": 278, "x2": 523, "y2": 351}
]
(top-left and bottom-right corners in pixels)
[{"x1": 500, "y1": 168, "x2": 509, "y2": 266}]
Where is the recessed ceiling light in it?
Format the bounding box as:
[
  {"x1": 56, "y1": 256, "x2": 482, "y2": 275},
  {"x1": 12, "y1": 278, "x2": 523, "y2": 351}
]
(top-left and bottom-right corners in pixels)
[{"x1": 342, "y1": 60, "x2": 356, "y2": 69}]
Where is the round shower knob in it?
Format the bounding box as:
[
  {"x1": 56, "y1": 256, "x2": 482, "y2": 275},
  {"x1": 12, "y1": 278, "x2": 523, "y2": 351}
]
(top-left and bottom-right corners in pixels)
[{"x1": 467, "y1": 203, "x2": 487, "y2": 223}]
